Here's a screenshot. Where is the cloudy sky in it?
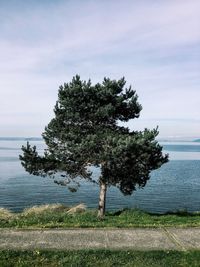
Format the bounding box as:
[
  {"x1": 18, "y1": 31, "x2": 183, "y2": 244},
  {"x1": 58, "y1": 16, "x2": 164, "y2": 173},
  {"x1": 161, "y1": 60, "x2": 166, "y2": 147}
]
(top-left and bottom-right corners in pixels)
[{"x1": 0, "y1": 0, "x2": 199, "y2": 139}]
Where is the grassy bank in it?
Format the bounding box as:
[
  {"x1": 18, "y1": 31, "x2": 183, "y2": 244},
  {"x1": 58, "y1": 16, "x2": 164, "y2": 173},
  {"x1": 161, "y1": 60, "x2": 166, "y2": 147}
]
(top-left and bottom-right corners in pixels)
[
  {"x1": 0, "y1": 250, "x2": 200, "y2": 267},
  {"x1": 0, "y1": 204, "x2": 200, "y2": 228}
]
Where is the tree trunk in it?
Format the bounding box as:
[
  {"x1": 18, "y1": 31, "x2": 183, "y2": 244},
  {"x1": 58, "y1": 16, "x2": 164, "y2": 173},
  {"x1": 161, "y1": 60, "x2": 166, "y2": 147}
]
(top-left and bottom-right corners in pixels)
[{"x1": 97, "y1": 181, "x2": 107, "y2": 219}]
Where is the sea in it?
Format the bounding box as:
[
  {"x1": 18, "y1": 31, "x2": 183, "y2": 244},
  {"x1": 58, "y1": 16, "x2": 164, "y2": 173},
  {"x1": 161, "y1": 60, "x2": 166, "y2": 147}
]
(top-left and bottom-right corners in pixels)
[{"x1": 0, "y1": 138, "x2": 200, "y2": 214}]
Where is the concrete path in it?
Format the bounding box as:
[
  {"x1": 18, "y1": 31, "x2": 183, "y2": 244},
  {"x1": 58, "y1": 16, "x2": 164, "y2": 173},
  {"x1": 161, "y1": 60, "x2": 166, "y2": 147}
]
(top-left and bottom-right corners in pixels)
[{"x1": 0, "y1": 228, "x2": 200, "y2": 251}]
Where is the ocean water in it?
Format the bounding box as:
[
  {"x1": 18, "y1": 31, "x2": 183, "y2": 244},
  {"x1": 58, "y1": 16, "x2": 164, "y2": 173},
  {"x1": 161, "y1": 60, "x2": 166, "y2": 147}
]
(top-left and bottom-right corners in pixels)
[{"x1": 0, "y1": 139, "x2": 200, "y2": 214}]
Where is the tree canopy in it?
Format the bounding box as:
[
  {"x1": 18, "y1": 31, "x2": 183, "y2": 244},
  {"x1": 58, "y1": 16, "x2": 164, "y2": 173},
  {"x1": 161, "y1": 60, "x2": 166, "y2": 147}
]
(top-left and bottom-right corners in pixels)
[{"x1": 20, "y1": 75, "x2": 168, "y2": 217}]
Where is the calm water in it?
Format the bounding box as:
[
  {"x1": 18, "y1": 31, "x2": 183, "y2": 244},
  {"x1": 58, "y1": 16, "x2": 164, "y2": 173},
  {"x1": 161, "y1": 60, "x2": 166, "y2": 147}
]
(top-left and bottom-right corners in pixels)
[{"x1": 0, "y1": 139, "x2": 200, "y2": 214}]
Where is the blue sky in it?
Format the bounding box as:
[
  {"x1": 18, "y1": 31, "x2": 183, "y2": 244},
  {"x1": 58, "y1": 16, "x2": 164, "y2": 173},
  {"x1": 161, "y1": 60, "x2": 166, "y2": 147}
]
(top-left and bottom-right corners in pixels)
[{"x1": 0, "y1": 0, "x2": 199, "y2": 139}]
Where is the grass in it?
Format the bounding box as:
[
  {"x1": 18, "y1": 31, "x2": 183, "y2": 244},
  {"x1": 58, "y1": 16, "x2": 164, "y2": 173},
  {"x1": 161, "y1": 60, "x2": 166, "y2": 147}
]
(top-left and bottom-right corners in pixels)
[
  {"x1": 0, "y1": 204, "x2": 200, "y2": 228},
  {"x1": 0, "y1": 208, "x2": 13, "y2": 219},
  {"x1": 0, "y1": 250, "x2": 200, "y2": 267}
]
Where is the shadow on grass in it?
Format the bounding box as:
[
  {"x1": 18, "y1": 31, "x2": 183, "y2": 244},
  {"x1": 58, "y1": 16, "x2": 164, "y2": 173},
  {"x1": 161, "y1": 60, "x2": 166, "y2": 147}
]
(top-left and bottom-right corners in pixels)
[{"x1": 108, "y1": 208, "x2": 200, "y2": 217}]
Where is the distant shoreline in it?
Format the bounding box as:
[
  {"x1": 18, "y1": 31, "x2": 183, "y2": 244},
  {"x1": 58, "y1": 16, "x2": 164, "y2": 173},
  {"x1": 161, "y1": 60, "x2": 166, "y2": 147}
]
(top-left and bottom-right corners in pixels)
[
  {"x1": 0, "y1": 137, "x2": 200, "y2": 142},
  {"x1": 0, "y1": 137, "x2": 43, "y2": 141}
]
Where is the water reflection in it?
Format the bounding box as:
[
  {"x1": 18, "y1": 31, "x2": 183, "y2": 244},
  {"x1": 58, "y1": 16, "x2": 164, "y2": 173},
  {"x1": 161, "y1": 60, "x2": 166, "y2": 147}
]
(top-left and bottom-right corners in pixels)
[{"x1": 0, "y1": 140, "x2": 200, "y2": 213}]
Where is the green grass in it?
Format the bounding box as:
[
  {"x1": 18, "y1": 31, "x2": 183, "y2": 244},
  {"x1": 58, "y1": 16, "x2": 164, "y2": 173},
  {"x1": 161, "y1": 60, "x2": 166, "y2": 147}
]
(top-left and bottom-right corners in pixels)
[
  {"x1": 0, "y1": 205, "x2": 200, "y2": 228},
  {"x1": 0, "y1": 250, "x2": 200, "y2": 267}
]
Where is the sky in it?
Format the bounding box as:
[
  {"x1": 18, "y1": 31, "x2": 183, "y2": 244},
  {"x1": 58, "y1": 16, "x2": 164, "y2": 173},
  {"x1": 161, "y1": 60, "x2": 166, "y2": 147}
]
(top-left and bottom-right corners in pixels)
[{"x1": 0, "y1": 0, "x2": 199, "y2": 139}]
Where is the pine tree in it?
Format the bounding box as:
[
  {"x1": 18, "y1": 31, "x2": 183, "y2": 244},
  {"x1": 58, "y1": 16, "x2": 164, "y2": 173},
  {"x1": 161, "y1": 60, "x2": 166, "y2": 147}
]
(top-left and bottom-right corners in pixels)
[{"x1": 20, "y1": 75, "x2": 168, "y2": 218}]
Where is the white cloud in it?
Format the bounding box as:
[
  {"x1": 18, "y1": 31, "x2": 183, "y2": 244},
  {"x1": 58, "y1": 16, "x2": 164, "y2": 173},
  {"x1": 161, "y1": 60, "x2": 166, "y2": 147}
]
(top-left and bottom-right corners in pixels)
[{"x1": 0, "y1": 0, "x2": 199, "y2": 137}]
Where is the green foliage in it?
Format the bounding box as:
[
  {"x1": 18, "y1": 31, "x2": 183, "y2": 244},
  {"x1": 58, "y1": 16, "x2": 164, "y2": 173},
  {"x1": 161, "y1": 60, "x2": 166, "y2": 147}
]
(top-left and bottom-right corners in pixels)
[
  {"x1": 0, "y1": 250, "x2": 200, "y2": 267},
  {"x1": 20, "y1": 75, "x2": 168, "y2": 201},
  {"x1": 1, "y1": 208, "x2": 200, "y2": 228}
]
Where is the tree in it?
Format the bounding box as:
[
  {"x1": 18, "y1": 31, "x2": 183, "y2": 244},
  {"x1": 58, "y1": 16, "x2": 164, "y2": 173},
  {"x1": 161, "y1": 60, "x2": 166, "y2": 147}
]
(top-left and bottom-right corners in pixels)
[{"x1": 20, "y1": 75, "x2": 168, "y2": 218}]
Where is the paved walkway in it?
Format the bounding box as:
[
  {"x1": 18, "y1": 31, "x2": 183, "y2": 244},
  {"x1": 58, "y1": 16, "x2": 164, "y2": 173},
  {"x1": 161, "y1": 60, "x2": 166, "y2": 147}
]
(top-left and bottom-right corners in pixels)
[{"x1": 0, "y1": 228, "x2": 200, "y2": 251}]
